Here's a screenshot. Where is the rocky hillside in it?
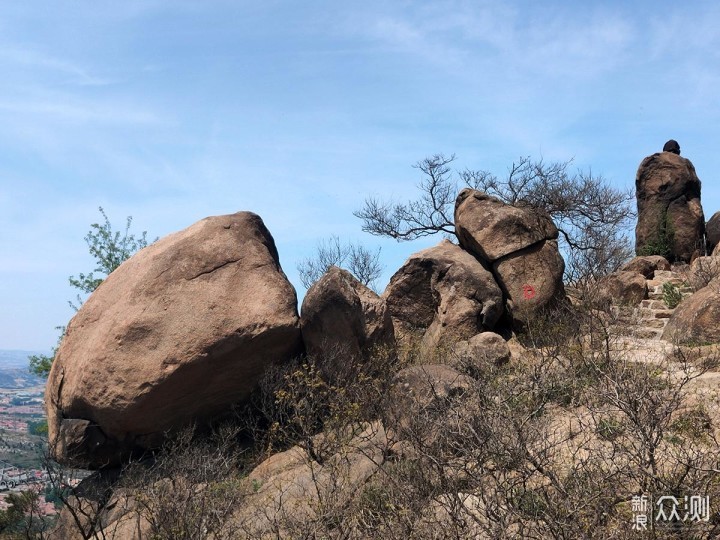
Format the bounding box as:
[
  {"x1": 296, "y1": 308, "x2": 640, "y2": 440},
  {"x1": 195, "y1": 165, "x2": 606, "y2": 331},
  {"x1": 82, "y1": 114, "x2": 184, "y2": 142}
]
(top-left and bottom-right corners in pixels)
[{"x1": 42, "y1": 175, "x2": 720, "y2": 538}]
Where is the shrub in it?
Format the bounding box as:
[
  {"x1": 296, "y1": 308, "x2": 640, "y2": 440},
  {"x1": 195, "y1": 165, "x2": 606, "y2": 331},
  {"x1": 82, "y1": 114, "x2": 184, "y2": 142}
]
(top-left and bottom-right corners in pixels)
[
  {"x1": 662, "y1": 281, "x2": 683, "y2": 309},
  {"x1": 50, "y1": 296, "x2": 720, "y2": 539},
  {"x1": 638, "y1": 207, "x2": 675, "y2": 261}
]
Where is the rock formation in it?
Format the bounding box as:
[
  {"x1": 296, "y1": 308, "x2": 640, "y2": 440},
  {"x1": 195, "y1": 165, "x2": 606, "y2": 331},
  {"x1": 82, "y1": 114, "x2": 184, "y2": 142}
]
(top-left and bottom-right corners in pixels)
[
  {"x1": 706, "y1": 211, "x2": 720, "y2": 254},
  {"x1": 685, "y1": 256, "x2": 720, "y2": 291},
  {"x1": 598, "y1": 270, "x2": 648, "y2": 306},
  {"x1": 454, "y1": 188, "x2": 566, "y2": 326},
  {"x1": 451, "y1": 331, "x2": 511, "y2": 371},
  {"x1": 383, "y1": 240, "x2": 503, "y2": 350},
  {"x1": 635, "y1": 145, "x2": 705, "y2": 263},
  {"x1": 235, "y1": 421, "x2": 387, "y2": 537},
  {"x1": 389, "y1": 364, "x2": 474, "y2": 437},
  {"x1": 301, "y1": 266, "x2": 395, "y2": 361},
  {"x1": 46, "y1": 211, "x2": 303, "y2": 468},
  {"x1": 454, "y1": 189, "x2": 558, "y2": 262},
  {"x1": 620, "y1": 255, "x2": 671, "y2": 278},
  {"x1": 662, "y1": 281, "x2": 720, "y2": 344}
]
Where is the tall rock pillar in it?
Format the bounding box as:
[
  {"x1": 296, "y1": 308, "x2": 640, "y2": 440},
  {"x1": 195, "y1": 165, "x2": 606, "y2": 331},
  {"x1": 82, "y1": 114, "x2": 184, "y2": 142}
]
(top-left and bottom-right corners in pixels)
[{"x1": 635, "y1": 140, "x2": 705, "y2": 263}]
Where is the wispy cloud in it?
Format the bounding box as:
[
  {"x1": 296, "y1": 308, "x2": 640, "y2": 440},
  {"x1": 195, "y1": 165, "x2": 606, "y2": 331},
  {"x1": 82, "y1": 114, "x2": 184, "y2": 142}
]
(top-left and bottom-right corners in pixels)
[
  {"x1": 360, "y1": 3, "x2": 634, "y2": 81},
  {"x1": 0, "y1": 96, "x2": 163, "y2": 125},
  {"x1": 0, "y1": 47, "x2": 114, "y2": 86},
  {"x1": 4, "y1": 0, "x2": 720, "y2": 350}
]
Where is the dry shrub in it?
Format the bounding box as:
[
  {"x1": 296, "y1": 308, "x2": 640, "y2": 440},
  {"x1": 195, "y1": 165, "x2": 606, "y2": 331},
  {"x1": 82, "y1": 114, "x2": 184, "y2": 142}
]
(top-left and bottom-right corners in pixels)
[{"x1": 49, "y1": 301, "x2": 720, "y2": 539}]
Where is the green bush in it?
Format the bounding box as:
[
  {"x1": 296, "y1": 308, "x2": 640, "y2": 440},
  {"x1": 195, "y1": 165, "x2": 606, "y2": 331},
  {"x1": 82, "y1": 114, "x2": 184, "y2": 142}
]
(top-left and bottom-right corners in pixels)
[
  {"x1": 596, "y1": 417, "x2": 625, "y2": 441},
  {"x1": 662, "y1": 282, "x2": 683, "y2": 309},
  {"x1": 638, "y1": 207, "x2": 675, "y2": 261}
]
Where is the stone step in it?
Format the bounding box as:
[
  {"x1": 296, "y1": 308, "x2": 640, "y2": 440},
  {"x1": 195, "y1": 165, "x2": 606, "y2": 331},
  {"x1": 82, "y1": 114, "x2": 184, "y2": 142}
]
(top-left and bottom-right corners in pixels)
[
  {"x1": 654, "y1": 270, "x2": 682, "y2": 280},
  {"x1": 647, "y1": 294, "x2": 690, "y2": 303},
  {"x1": 633, "y1": 327, "x2": 663, "y2": 340},
  {"x1": 610, "y1": 305, "x2": 639, "y2": 317},
  {"x1": 639, "y1": 307, "x2": 675, "y2": 318},
  {"x1": 641, "y1": 318, "x2": 667, "y2": 329},
  {"x1": 640, "y1": 299, "x2": 667, "y2": 310}
]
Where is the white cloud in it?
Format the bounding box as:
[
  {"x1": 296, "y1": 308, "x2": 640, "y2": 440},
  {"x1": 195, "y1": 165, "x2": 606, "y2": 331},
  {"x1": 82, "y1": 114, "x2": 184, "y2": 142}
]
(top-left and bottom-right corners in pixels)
[
  {"x1": 0, "y1": 47, "x2": 113, "y2": 86},
  {"x1": 0, "y1": 96, "x2": 163, "y2": 126}
]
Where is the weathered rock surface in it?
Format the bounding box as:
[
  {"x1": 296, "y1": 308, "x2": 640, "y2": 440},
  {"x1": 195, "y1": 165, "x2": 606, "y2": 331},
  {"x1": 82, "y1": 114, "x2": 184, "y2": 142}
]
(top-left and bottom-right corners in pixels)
[
  {"x1": 706, "y1": 211, "x2": 720, "y2": 254},
  {"x1": 49, "y1": 487, "x2": 150, "y2": 540},
  {"x1": 454, "y1": 189, "x2": 566, "y2": 327},
  {"x1": 301, "y1": 266, "x2": 394, "y2": 361},
  {"x1": 599, "y1": 271, "x2": 648, "y2": 306},
  {"x1": 454, "y1": 188, "x2": 558, "y2": 262},
  {"x1": 383, "y1": 240, "x2": 503, "y2": 349},
  {"x1": 234, "y1": 421, "x2": 388, "y2": 537},
  {"x1": 46, "y1": 212, "x2": 303, "y2": 467},
  {"x1": 389, "y1": 364, "x2": 475, "y2": 435},
  {"x1": 663, "y1": 281, "x2": 720, "y2": 344},
  {"x1": 391, "y1": 364, "x2": 474, "y2": 409},
  {"x1": 452, "y1": 332, "x2": 511, "y2": 372},
  {"x1": 384, "y1": 364, "x2": 476, "y2": 443},
  {"x1": 621, "y1": 255, "x2": 671, "y2": 279},
  {"x1": 635, "y1": 151, "x2": 705, "y2": 263},
  {"x1": 493, "y1": 239, "x2": 566, "y2": 324},
  {"x1": 686, "y1": 256, "x2": 720, "y2": 291},
  {"x1": 52, "y1": 423, "x2": 389, "y2": 539}
]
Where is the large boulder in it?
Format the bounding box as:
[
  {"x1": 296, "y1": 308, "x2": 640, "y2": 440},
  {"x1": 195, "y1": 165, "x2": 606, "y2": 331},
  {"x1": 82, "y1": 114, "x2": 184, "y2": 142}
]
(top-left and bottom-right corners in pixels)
[
  {"x1": 383, "y1": 240, "x2": 503, "y2": 349},
  {"x1": 706, "y1": 211, "x2": 720, "y2": 254},
  {"x1": 635, "y1": 150, "x2": 705, "y2": 263},
  {"x1": 454, "y1": 189, "x2": 558, "y2": 262},
  {"x1": 391, "y1": 364, "x2": 474, "y2": 410},
  {"x1": 492, "y1": 239, "x2": 566, "y2": 325},
  {"x1": 620, "y1": 255, "x2": 671, "y2": 279},
  {"x1": 300, "y1": 266, "x2": 394, "y2": 361},
  {"x1": 663, "y1": 281, "x2": 720, "y2": 344},
  {"x1": 598, "y1": 271, "x2": 648, "y2": 306},
  {"x1": 686, "y1": 256, "x2": 720, "y2": 291},
  {"x1": 389, "y1": 364, "x2": 475, "y2": 436},
  {"x1": 46, "y1": 212, "x2": 303, "y2": 468},
  {"x1": 234, "y1": 421, "x2": 387, "y2": 537},
  {"x1": 451, "y1": 332, "x2": 511, "y2": 374},
  {"x1": 454, "y1": 189, "x2": 566, "y2": 327},
  {"x1": 49, "y1": 486, "x2": 150, "y2": 540}
]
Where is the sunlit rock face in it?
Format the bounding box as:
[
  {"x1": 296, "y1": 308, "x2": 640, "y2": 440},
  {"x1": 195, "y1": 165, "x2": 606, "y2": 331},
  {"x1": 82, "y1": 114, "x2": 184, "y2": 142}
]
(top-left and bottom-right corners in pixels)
[{"x1": 46, "y1": 211, "x2": 303, "y2": 468}]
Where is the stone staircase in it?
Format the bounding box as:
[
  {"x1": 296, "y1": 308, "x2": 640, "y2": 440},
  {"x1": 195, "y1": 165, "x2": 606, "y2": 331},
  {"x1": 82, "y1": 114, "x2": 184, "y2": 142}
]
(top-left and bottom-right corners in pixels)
[{"x1": 611, "y1": 269, "x2": 694, "y2": 340}]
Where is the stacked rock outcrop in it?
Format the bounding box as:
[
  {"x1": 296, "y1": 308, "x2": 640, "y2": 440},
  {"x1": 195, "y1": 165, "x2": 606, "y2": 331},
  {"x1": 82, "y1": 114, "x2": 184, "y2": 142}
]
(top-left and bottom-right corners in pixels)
[
  {"x1": 454, "y1": 189, "x2": 566, "y2": 326},
  {"x1": 384, "y1": 189, "x2": 566, "y2": 343},
  {"x1": 46, "y1": 192, "x2": 568, "y2": 468},
  {"x1": 46, "y1": 212, "x2": 303, "y2": 467},
  {"x1": 596, "y1": 255, "x2": 672, "y2": 308},
  {"x1": 384, "y1": 240, "x2": 503, "y2": 350},
  {"x1": 635, "y1": 142, "x2": 705, "y2": 263}
]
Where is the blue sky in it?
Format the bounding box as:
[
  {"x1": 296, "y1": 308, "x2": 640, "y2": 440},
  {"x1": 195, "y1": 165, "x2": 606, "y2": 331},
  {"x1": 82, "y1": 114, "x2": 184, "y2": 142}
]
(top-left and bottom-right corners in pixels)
[{"x1": 3, "y1": 0, "x2": 720, "y2": 351}]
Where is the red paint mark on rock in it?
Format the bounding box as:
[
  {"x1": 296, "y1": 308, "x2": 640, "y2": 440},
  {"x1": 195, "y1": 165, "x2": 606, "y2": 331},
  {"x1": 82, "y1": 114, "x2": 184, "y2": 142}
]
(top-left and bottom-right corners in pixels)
[{"x1": 522, "y1": 284, "x2": 536, "y2": 300}]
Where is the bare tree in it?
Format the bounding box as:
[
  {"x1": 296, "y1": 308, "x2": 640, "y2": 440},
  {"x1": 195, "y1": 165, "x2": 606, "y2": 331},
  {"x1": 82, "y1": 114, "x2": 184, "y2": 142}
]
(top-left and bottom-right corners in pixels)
[
  {"x1": 297, "y1": 235, "x2": 383, "y2": 291},
  {"x1": 354, "y1": 154, "x2": 458, "y2": 241},
  {"x1": 355, "y1": 154, "x2": 635, "y2": 282}
]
